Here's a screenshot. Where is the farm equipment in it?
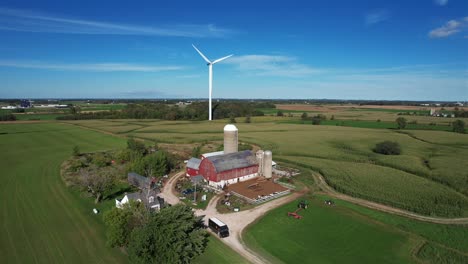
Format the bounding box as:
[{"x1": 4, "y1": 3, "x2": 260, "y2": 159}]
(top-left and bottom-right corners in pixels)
[{"x1": 287, "y1": 200, "x2": 309, "y2": 219}]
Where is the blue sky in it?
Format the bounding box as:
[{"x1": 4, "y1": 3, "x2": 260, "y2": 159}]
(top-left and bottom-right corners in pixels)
[{"x1": 0, "y1": 0, "x2": 467, "y2": 100}]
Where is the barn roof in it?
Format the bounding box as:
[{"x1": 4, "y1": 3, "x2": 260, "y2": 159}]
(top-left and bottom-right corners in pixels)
[
  {"x1": 128, "y1": 172, "x2": 151, "y2": 190},
  {"x1": 202, "y1": 151, "x2": 224, "y2": 158},
  {"x1": 207, "y1": 150, "x2": 258, "y2": 173},
  {"x1": 187, "y1": 158, "x2": 202, "y2": 170}
]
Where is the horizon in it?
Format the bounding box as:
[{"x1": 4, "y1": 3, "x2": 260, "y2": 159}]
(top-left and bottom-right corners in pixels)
[{"x1": 0, "y1": 0, "x2": 467, "y2": 100}]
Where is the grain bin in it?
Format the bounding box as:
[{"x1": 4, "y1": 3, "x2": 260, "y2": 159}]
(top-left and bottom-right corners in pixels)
[
  {"x1": 256, "y1": 150, "x2": 265, "y2": 176},
  {"x1": 263, "y1": 150, "x2": 272, "y2": 179},
  {"x1": 224, "y1": 124, "x2": 238, "y2": 154}
]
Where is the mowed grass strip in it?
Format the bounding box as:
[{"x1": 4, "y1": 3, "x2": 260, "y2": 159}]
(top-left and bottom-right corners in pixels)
[
  {"x1": 244, "y1": 198, "x2": 416, "y2": 264},
  {"x1": 0, "y1": 123, "x2": 127, "y2": 263},
  {"x1": 323, "y1": 194, "x2": 468, "y2": 258}
]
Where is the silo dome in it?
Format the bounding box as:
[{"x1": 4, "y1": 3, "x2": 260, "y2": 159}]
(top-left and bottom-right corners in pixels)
[
  {"x1": 224, "y1": 124, "x2": 238, "y2": 132},
  {"x1": 224, "y1": 124, "x2": 238, "y2": 154}
]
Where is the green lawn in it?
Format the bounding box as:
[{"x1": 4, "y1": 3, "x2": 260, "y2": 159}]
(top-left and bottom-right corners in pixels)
[
  {"x1": 244, "y1": 197, "x2": 416, "y2": 264},
  {"x1": 194, "y1": 236, "x2": 247, "y2": 264}
]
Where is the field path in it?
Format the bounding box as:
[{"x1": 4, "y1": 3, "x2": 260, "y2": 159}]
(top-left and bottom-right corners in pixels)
[{"x1": 312, "y1": 172, "x2": 468, "y2": 225}]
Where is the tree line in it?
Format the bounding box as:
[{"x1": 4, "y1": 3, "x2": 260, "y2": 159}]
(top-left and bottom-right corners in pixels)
[{"x1": 57, "y1": 101, "x2": 266, "y2": 121}]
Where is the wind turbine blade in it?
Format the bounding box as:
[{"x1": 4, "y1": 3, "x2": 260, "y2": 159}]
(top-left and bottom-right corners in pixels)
[
  {"x1": 212, "y1": 54, "x2": 233, "y2": 64},
  {"x1": 192, "y1": 44, "x2": 211, "y2": 64}
]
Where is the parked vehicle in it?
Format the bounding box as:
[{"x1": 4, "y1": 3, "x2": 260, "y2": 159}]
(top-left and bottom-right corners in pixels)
[
  {"x1": 182, "y1": 189, "x2": 194, "y2": 195},
  {"x1": 208, "y1": 217, "x2": 229, "y2": 238}
]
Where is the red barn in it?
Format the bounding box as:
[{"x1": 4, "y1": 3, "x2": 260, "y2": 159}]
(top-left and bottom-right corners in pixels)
[
  {"x1": 199, "y1": 150, "x2": 259, "y2": 188},
  {"x1": 186, "y1": 158, "x2": 201, "y2": 177}
]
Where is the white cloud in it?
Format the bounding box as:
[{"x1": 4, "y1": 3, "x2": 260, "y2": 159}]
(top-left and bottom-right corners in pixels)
[
  {"x1": 0, "y1": 7, "x2": 235, "y2": 37},
  {"x1": 429, "y1": 17, "x2": 468, "y2": 38},
  {"x1": 0, "y1": 60, "x2": 183, "y2": 72},
  {"x1": 225, "y1": 55, "x2": 322, "y2": 77},
  {"x1": 365, "y1": 9, "x2": 390, "y2": 26},
  {"x1": 434, "y1": 0, "x2": 448, "y2": 6}
]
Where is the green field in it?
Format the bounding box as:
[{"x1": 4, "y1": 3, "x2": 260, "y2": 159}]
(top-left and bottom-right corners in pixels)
[
  {"x1": 14, "y1": 113, "x2": 66, "y2": 120},
  {"x1": 245, "y1": 195, "x2": 468, "y2": 263},
  {"x1": 244, "y1": 198, "x2": 416, "y2": 263},
  {"x1": 280, "y1": 119, "x2": 452, "y2": 131}
]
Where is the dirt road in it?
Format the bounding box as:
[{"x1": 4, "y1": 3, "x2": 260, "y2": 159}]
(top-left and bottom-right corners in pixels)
[
  {"x1": 195, "y1": 190, "x2": 307, "y2": 264},
  {"x1": 159, "y1": 171, "x2": 185, "y2": 205}
]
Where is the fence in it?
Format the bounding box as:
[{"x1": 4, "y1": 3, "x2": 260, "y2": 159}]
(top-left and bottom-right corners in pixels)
[
  {"x1": 230, "y1": 189, "x2": 291, "y2": 205},
  {"x1": 273, "y1": 178, "x2": 297, "y2": 190}
]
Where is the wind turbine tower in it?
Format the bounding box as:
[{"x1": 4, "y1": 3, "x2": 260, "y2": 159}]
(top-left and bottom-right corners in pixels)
[{"x1": 192, "y1": 44, "x2": 233, "y2": 121}]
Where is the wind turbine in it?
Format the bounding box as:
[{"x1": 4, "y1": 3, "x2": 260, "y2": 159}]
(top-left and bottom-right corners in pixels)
[{"x1": 192, "y1": 44, "x2": 233, "y2": 121}]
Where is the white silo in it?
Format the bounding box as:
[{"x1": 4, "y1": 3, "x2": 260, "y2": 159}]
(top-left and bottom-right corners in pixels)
[
  {"x1": 224, "y1": 124, "x2": 238, "y2": 154},
  {"x1": 263, "y1": 150, "x2": 273, "y2": 179},
  {"x1": 256, "y1": 150, "x2": 264, "y2": 176}
]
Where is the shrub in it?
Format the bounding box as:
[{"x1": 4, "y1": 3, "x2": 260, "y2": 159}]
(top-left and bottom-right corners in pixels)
[
  {"x1": 452, "y1": 120, "x2": 466, "y2": 134},
  {"x1": 373, "y1": 141, "x2": 401, "y2": 155},
  {"x1": 396, "y1": 117, "x2": 407, "y2": 129}
]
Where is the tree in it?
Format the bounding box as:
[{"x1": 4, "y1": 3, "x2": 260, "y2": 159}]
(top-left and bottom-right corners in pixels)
[
  {"x1": 0, "y1": 113, "x2": 16, "y2": 121},
  {"x1": 312, "y1": 116, "x2": 322, "y2": 125},
  {"x1": 127, "y1": 205, "x2": 208, "y2": 264},
  {"x1": 301, "y1": 112, "x2": 308, "y2": 121},
  {"x1": 277, "y1": 110, "x2": 284, "y2": 117},
  {"x1": 373, "y1": 141, "x2": 401, "y2": 155},
  {"x1": 245, "y1": 115, "x2": 251, "y2": 123},
  {"x1": 311, "y1": 114, "x2": 326, "y2": 125},
  {"x1": 192, "y1": 145, "x2": 201, "y2": 158},
  {"x1": 129, "y1": 151, "x2": 169, "y2": 177},
  {"x1": 72, "y1": 145, "x2": 80, "y2": 157},
  {"x1": 93, "y1": 152, "x2": 109, "y2": 167},
  {"x1": 103, "y1": 201, "x2": 148, "y2": 247},
  {"x1": 69, "y1": 106, "x2": 80, "y2": 115},
  {"x1": 79, "y1": 168, "x2": 116, "y2": 203},
  {"x1": 452, "y1": 119, "x2": 466, "y2": 134},
  {"x1": 127, "y1": 138, "x2": 146, "y2": 156},
  {"x1": 396, "y1": 117, "x2": 407, "y2": 129}
]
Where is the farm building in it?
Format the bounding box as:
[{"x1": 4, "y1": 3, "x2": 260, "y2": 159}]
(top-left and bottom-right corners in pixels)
[
  {"x1": 185, "y1": 124, "x2": 276, "y2": 188},
  {"x1": 186, "y1": 158, "x2": 201, "y2": 177},
  {"x1": 115, "y1": 172, "x2": 164, "y2": 210},
  {"x1": 115, "y1": 190, "x2": 164, "y2": 210},
  {"x1": 199, "y1": 150, "x2": 259, "y2": 188}
]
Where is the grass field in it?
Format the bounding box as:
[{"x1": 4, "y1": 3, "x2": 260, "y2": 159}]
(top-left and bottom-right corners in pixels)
[
  {"x1": 0, "y1": 123, "x2": 127, "y2": 263},
  {"x1": 280, "y1": 119, "x2": 452, "y2": 131},
  {"x1": 245, "y1": 194, "x2": 468, "y2": 263},
  {"x1": 244, "y1": 197, "x2": 416, "y2": 264},
  {"x1": 194, "y1": 236, "x2": 248, "y2": 264},
  {"x1": 13, "y1": 113, "x2": 66, "y2": 120}
]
